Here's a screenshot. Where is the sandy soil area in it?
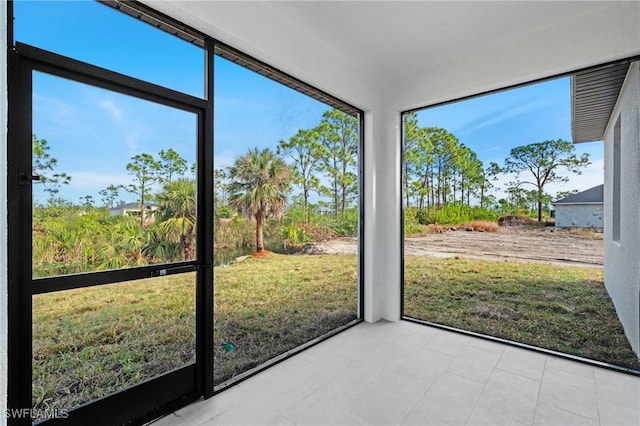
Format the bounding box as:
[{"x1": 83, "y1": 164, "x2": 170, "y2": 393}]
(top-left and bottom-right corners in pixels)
[{"x1": 314, "y1": 226, "x2": 604, "y2": 267}]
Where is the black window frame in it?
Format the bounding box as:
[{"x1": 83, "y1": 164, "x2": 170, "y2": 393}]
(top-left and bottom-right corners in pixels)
[
  {"x1": 399, "y1": 57, "x2": 640, "y2": 377},
  {"x1": 6, "y1": 1, "x2": 364, "y2": 424},
  {"x1": 8, "y1": 41, "x2": 213, "y2": 426}
]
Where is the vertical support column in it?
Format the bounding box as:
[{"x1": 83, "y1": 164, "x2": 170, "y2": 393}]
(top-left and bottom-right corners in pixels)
[
  {"x1": 363, "y1": 104, "x2": 402, "y2": 323},
  {"x1": 362, "y1": 110, "x2": 377, "y2": 322}
]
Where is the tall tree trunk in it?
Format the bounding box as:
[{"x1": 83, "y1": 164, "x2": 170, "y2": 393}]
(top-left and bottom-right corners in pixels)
[
  {"x1": 452, "y1": 180, "x2": 456, "y2": 203},
  {"x1": 333, "y1": 179, "x2": 339, "y2": 220},
  {"x1": 404, "y1": 164, "x2": 410, "y2": 208},
  {"x1": 430, "y1": 167, "x2": 435, "y2": 209},
  {"x1": 181, "y1": 233, "x2": 193, "y2": 261},
  {"x1": 139, "y1": 185, "x2": 145, "y2": 228},
  {"x1": 420, "y1": 171, "x2": 429, "y2": 210},
  {"x1": 303, "y1": 186, "x2": 309, "y2": 224},
  {"x1": 537, "y1": 188, "x2": 543, "y2": 222},
  {"x1": 436, "y1": 168, "x2": 441, "y2": 209},
  {"x1": 255, "y1": 212, "x2": 264, "y2": 252},
  {"x1": 537, "y1": 200, "x2": 543, "y2": 222}
]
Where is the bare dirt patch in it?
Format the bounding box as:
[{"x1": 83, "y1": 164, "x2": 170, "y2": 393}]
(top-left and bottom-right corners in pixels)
[{"x1": 315, "y1": 226, "x2": 603, "y2": 267}]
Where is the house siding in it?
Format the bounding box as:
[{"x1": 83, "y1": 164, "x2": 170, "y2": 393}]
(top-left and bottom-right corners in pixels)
[
  {"x1": 554, "y1": 204, "x2": 603, "y2": 228},
  {"x1": 603, "y1": 61, "x2": 640, "y2": 358}
]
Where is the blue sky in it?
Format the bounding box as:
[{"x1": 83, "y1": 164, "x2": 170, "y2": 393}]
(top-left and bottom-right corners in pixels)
[
  {"x1": 414, "y1": 78, "x2": 604, "y2": 200},
  {"x1": 17, "y1": 1, "x2": 330, "y2": 205},
  {"x1": 17, "y1": 0, "x2": 603, "y2": 206}
]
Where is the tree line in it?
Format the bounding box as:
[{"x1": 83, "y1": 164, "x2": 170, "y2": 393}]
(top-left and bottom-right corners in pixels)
[
  {"x1": 403, "y1": 112, "x2": 492, "y2": 210},
  {"x1": 31, "y1": 103, "x2": 590, "y2": 276},
  {"x1": 30, "y1": 108, "x2": 359, "y2": 274},
  {"x1": 402, "y1": 112, "x2": 590, "y2": 222}
]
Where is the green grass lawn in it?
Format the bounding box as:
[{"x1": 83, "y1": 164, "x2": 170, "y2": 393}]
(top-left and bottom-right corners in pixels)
[
  {"x1": 404, "y1": 256, "x2": 640, "y2": 369},
  {"x1": 32, "y1": 274, "x2": 198, "y2": 411},
  {"x1": 32, "y1": 254, "x2": 358, "y2": 411},
  {"x1": 32, "y1": 254, "x2": 639, "y2": 412},
  {"x1": 213, "y1": 254, "x2": 358, "y2": 384}
]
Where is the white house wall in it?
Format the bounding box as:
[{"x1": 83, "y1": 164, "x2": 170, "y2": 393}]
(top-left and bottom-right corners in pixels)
[
  {"x1": 604, "y1": 61, "x2": 640, "y2": 357},
  {"x1": 555, "y1": 204, "x2": 604, "y2": 229}
]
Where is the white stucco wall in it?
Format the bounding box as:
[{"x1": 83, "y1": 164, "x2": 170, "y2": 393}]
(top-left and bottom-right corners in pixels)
[
  {"x1": 603, "y1": 61, "x2": 640, "y2": 357},
  {"x1": 555, "y1": 204, "x2": 604, "y2": 229},
  {"x1": 1, "y1": 2, "x2": 8, "y2": 423}
]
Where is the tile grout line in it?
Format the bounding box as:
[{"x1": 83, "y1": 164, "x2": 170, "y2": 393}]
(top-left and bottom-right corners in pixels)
[
  {"x1": 593, "y1": 368, "x2": 603, "y2": 426},
  {"x1": 398, "y1": 338, "x2": 458, "y2": 426},
  {"x1": 531, "y1": 356, "x2": 548, "y2": 425},
  {"x1": 473, "y1": 346, "x2": 541, "y2": 426},
  {"x1": 461, "y1": 339, "x2": 504, "y2": 425}
]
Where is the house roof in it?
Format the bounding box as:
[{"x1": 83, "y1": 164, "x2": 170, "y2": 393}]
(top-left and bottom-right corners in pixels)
[
  {"x1": 571, "y1": 61, "x2": 631, "y2": 143},
  {"x1": 553, "y1": 184, "x2": 603, "y2": 205}
]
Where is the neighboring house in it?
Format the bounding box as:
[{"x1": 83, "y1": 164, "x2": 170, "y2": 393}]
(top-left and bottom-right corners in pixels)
[
  {"x1": 317, "y1": 206, "x2": 334, "y2": 215},
  {"x1": 572, "y1": 60, "x2": 640, "y2": 357},
  {"x1": 109, "y1": 202, "x2": 158, "y2": 222},
  {"x1": 552, "y1": 184, "x2": 603, "y2": 229}
]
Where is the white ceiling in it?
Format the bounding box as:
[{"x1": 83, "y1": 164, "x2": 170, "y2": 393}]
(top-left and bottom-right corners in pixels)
[
  {"x1": 145, "y1": 1, "x2": 639, "y2": 110},
  {"x1": 263, "y1": 1, "x2": 618, "y2": 84}
]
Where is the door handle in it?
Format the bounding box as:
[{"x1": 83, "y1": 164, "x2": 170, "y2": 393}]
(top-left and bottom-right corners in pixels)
[{"x1": 19, "y1": 172, "x2": 40, "y2": 185}]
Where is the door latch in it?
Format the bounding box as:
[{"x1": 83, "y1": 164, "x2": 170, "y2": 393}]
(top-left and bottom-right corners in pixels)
[{"x1": 19, "y1": 172, "x2": 41, "y2": 185}]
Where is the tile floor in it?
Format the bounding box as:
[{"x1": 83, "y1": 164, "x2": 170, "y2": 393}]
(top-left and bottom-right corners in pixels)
[{"x1": 153, "y1": 321, "x2": 640, "y2": 426}]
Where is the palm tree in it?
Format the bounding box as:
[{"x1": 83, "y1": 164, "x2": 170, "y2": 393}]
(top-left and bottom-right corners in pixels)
[
  {"x1": 228, "y1": 148, "x2": 291, "y2": 253},
  {"x1": 97, "y1": 217, "x2": 147, "y2": 269},
  {"x1": 155, "y1": 178, "x2": 197, "y2": 261}
]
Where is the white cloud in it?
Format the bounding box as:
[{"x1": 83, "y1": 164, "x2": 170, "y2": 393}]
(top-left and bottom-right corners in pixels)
[{"x1": 99, "y1": 99, "x2": 123, "y2": 122}]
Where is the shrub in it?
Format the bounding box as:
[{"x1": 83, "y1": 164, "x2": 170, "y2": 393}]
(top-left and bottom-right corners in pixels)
[
  {"x1": 215, "y1": 216, "x2": 253, "y2": 249},
  {"x1": 281, "y1": 223, "x2": 313, "y2": 248},
  {"x1": 433, "y1": 203, "x2": 498, "y2": 225},
  {"x1": 460, "y1": 220, "x2": 499, "y2": 232},
  {"x1": 415, "y1": 208, "x2": 433, "y2": 225},
  {"x1": 404, "y1": 208, "x2": 427, "y2": 236},
  {"x1": 333, "y1": 208, "x2": 358, "y2": 236}
]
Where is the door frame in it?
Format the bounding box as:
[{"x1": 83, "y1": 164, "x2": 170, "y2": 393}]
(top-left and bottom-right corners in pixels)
[{"x1": 7, "y1": 42, "x2": 214, "y2": 426}]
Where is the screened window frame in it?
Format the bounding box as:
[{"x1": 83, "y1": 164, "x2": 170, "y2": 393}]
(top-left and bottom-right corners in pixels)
[
  {"x1": 6, "y1": 1, "x2": 365, "y2": 424},
  {"x1": 7, "y1": 41, "x2": 214, "y2": 425},
  {"x1": 399, "y1": 57, "x2": 640, "y2": 378}
]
